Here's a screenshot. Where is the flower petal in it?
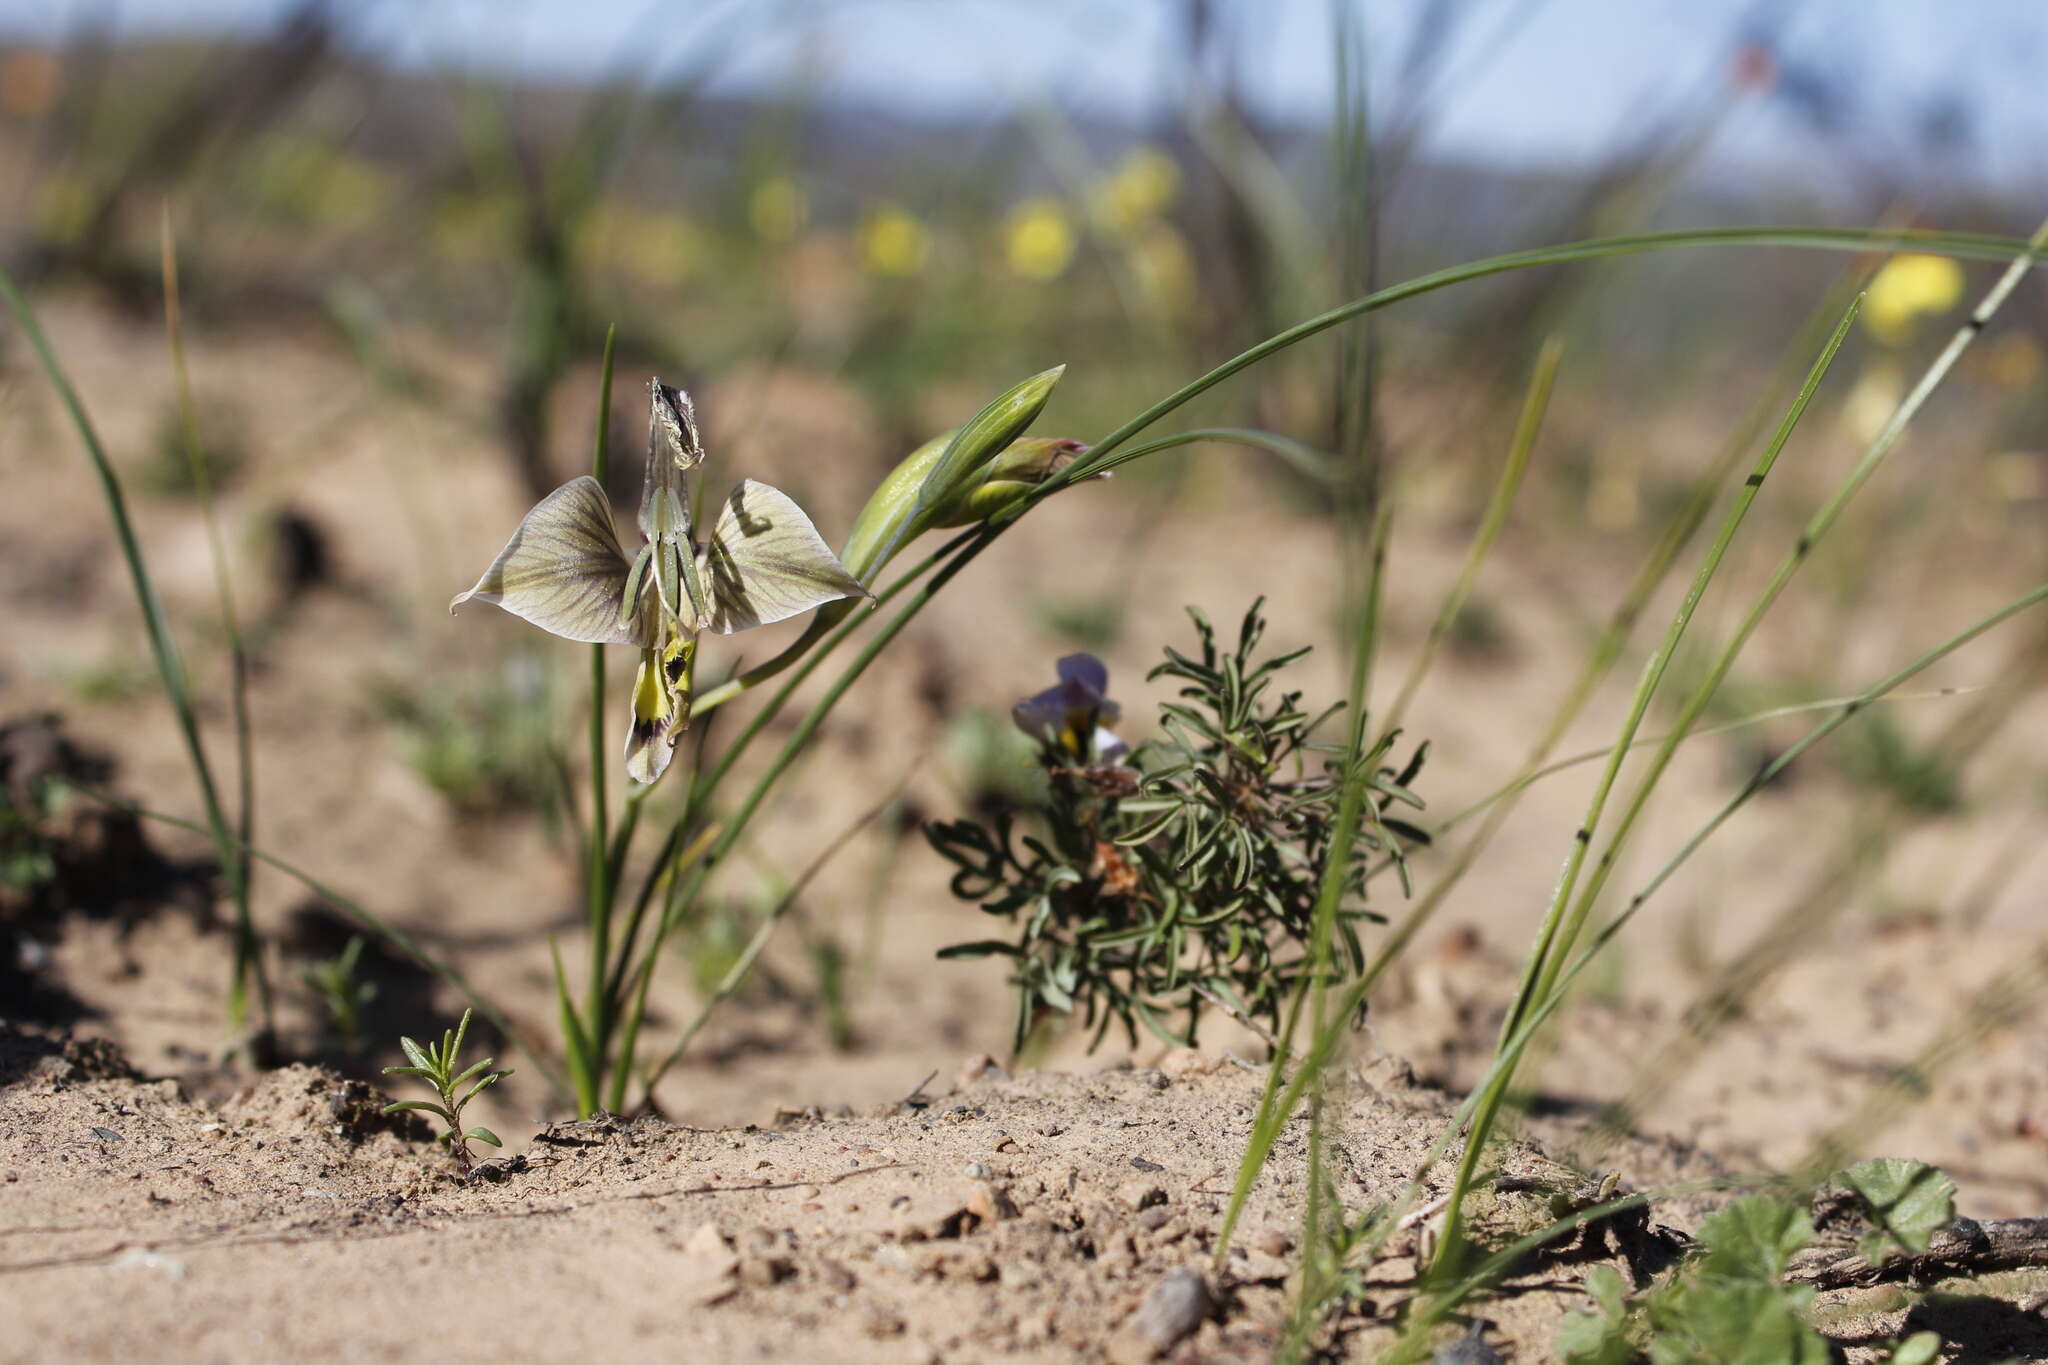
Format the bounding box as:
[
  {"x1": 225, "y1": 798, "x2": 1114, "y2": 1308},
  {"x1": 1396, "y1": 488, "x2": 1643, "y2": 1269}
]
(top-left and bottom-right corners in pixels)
[
  {"x1": 451, "y1": 477, "x2": 652, "y2": 645},
  {"x1": 1091, "y1": 727, "x2": 1130, "y2": 763},
  {"x1": 639, "y1": 381, "x2": 700, "y2": 544},
  {"x1": 1064, "y1": 654, "x2": 1114, "y2": 703},
  {"x1": 694, "y1": 480, "x2": 868, "y2": 634},
  {"x1": 623, "y1": 633, "x2": 693, "y2": 784},
  {"x1": 1012, "y1": 685, "x2": 1070, "y2": 738}
]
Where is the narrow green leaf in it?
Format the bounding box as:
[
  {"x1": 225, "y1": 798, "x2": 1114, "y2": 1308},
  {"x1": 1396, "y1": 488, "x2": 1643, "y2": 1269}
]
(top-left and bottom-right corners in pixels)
[
  {"x1": 451, "y1": 1058, "x2": 494, "y2": 1089},
  {"x1": 935, "y1": 940, "x2": 1022, "y2": 959},
  {"x1": 383, "y1": 1100, "x2": 454, "y2": 1121},
  {"x1": 552, "y1": 938, "x2": 596, "y2": 1116}
]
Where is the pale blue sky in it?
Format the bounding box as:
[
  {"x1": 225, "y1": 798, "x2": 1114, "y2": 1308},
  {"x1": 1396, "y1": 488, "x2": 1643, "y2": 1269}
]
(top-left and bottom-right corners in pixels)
[{"x1": 7, "y1": 0, "x2": 2044, "y2": 184}]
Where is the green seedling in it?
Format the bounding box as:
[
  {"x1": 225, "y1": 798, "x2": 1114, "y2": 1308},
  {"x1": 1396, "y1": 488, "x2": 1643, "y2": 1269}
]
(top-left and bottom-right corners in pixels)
[
  {"x1": 1559, "y1": 1163, "x2": 1958, "y2": 1365},
  {"x1": 299, "y1": 934, "x2": 375, "y2": 1055},
  {"x1": 380, "y1": 1009, "x2": 512, "y2": 1173}
]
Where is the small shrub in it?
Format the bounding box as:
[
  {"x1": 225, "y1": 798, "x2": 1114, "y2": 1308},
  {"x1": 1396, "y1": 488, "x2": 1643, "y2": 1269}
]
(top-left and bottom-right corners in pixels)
[{"x1": 929, "y1": 600, "x2": 1429, "y2": 1051}]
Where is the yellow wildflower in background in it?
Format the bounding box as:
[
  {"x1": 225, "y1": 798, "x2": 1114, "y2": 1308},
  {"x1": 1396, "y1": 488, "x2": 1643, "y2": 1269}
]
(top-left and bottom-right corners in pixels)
[
  {"x1": 749, "y1": 176, "x2": 808, "y2": 244},
  {"x1": 1861, "y1": 253, "x2": 1963, "y2": 345},
  {"x1": 1092, "y1": 146, "x2": 1180, "y2": 235},
  {"x1": 1004, "y1": 198, "x2": 1076, "y2": 280},
  {"x1": 857, "y1": 202, "x2": 930, "y2": 278}
]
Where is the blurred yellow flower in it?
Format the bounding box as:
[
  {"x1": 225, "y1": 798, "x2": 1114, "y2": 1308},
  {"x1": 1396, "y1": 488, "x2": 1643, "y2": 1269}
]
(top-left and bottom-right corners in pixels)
[
  {"x1": 1861, "y1": 253, "x2": 1963, "y2": 345},
  {"x1": 750, "y1": 176, "x2": 808, "y2": 244},
  {"x1": 1004, "y1": 198, "x2": 1076, "y2": 281},
  {"x1": 857, "y1": 202, "x2": 930, "y2": 278},
  {"x1": 1093, "y1": 146, "x2": 1180, "y2": 235}
]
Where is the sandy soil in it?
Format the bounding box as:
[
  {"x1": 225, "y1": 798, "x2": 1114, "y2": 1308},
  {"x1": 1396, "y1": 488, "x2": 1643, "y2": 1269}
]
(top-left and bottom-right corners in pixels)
[{"x1": 0, "y1": 1027, "x2": 1741, "y2": 1362}]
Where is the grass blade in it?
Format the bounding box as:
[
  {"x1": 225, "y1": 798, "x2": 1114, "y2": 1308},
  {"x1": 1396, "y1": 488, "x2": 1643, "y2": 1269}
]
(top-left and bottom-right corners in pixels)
[
  {"x1": 159, "y1": 205, "x2": 269, "y2": 1042},
  {"x1": 1430, "y1": 290, "x2": 1866, "y2": 1280},
  {"x1": 582, "y1": 323, "x2": 618, "y2": 1111},
  {"x1": 0, "y1": 261, "x2": 271, "y2": 1040}
]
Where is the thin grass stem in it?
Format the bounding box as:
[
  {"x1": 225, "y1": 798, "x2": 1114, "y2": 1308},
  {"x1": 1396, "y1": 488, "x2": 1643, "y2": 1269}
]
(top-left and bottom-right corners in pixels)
[
  {"x1": 158, "y1": 207, "x2": 269, "y2": 1042},
  {"x1": 1431, "y1": 294, "x2": 1865, "y2": 1278},
  {"x1": 1379, "y1": 336, "x2": 1556, "y2": 740},
  {"x1": 0, "y1": 263, "x2": 269, "y2": 1039},
  {"x1": 574, "y1": 325, "x2": 619, "y2": 1115}
]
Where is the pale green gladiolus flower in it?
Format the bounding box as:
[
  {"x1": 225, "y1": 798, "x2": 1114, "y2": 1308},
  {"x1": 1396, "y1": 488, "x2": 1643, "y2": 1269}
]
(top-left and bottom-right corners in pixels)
[{"x1": 453, "y1": 380, "x2": 866, "y2": 784}]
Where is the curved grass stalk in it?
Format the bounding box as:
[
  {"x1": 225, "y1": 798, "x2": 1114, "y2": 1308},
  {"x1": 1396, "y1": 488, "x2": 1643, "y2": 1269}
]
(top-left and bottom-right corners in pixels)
[
  {"x1": 1413, "y1": 685, "x2": 1978, "y2": 849},
  {"x1": 1378, "y1": 335, "x2": 1557, "y2": 741},
  {"x1": 1048, "y1": 225, "x2": 2041, "y2": 493},
  {"x1": 570, "y1": 325, "x2": 619, "y2": 1116},
  {"x1": 1571, "y1": 617, "x2": 2048, "y2": 1163},
  {"x1": 1258, "y1": 581, "x2": 2047, "y2": 1354},
  {"x1": 0, "y1": 265, "x2": 270, "y2": 1038},
  {"x1": 1429, "y1": 293, "x2": 1865, "y2": 1279},
  {"x1": 159, "y1": 209, "x2": 269, "y2": 1041},
  {"x1": 1296, "y1": 257, "x2": 1884, "y2": 1058},
  {"x1": 687, "y1": 223, "x2": 2037, "y2": 728},
  {"x1": 1432, "y1": 213, "x2": 2048, "y2": 1281}
]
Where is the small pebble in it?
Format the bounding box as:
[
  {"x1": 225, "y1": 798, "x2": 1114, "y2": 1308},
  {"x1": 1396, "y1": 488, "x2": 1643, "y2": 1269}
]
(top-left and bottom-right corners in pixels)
[
  {"x1": 1127, "y1": 1267, "x2": 1211, "y2": 1354},
  {"x1": 1433, "y1": 1324, "x2": 1503, "y2": 1365}
]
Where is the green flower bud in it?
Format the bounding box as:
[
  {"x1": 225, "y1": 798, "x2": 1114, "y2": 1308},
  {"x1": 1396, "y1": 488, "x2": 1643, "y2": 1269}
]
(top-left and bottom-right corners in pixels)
[
  {"x1": 927, "y1": 436, "x2": 1088, "y2": 529},
  {"x1": 840, "y1": 365, "x2": 1070, "y2": 582}
]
